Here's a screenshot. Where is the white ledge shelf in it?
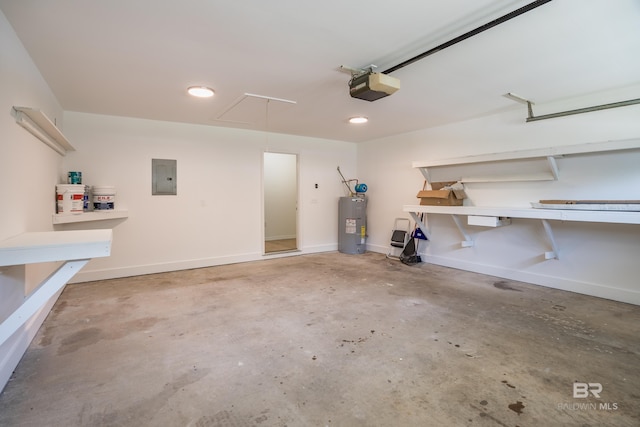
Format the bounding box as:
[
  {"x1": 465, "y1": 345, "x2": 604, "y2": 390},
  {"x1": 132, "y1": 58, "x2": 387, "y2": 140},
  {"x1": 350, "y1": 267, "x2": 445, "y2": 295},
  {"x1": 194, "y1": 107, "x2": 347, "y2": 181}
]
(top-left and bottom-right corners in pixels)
[
  {"x1": 412, "y1": 138, "x2": 640, "y2": 184},
  {"x1": 402, "y1": 205, "x2": 640, "y2": 225},
  {"x1": 0, "y1": 229, "x2": 112, "y2": 267},
  {"x1": 53, "y1": 210, "x2": 129, "y2": 224},
  {"x1": 12, "y1": 106, "x2": 74, "y2": 155},
  {"x1": 412, "y1": 139, "x2": 640, "y2": 169},
  {"x1": 403, "y1": 205, "x2": 640, "y2": 260}
]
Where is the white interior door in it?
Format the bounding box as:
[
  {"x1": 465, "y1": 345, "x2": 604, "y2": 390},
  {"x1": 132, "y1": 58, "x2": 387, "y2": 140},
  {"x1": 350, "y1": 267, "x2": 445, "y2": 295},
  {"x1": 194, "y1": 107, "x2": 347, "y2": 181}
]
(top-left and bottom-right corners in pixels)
[{"x1": 263, "y1": 152, "x2": 298, "y2": 253}]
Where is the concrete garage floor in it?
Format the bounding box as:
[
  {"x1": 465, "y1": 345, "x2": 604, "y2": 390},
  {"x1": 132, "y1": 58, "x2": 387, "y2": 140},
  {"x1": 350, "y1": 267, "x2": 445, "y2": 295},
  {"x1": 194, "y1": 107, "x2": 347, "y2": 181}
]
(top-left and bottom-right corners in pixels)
[{"x1": 1, "y1": 252, "x2": 639, "y2": 427}]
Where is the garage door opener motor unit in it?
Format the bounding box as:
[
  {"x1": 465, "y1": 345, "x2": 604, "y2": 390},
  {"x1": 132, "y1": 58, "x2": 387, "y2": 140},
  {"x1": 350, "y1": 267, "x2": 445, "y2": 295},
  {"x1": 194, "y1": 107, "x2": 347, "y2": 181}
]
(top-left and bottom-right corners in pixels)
[{"x1": 349, "y1": 71, "x2": 400, "y2": 102}]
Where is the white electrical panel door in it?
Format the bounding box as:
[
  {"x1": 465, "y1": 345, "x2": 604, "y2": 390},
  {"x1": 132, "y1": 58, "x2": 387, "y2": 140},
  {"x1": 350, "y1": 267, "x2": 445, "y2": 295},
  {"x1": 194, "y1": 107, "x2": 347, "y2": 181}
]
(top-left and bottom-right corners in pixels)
[{"x1": 152, "y1": 159, "x2": 177, "y2": 195}]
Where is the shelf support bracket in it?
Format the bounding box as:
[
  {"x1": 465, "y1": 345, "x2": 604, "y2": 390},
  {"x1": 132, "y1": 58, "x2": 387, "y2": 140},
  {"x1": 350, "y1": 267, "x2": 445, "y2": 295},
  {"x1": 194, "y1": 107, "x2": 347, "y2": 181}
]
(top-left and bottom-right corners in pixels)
[
  {"x1": 541, "y1": 219, "x2": 559, "y2": 260},
  {"x1": 0, "y1": 259, "x2": 89, "y2": 345},
  {"x1": 451, "y1": 214, "x2": 474, "y2": 247},
  {"x1": 546, "y1": 156, "x2": 559, "y2": 180},
  {"x1": 418, "y1": 167, "x2": 431, "y2": 187}
]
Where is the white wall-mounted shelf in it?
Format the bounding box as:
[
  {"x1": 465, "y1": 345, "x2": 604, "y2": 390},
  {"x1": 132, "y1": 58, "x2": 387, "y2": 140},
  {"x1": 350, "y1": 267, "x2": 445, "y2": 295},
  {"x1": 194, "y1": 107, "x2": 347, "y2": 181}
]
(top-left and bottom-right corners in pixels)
[
  {"x1": 52, "y1": 210, "x2": 129, "y2": 224},
  {"x1": 403, "y1": 205, "x2": 640, "y2": 224},
  {"x1": 12, "y1": 106, "x2": 75, "y2": 155},
  {"x1": 407, "y1": 139, "x2": 640, "y2": 259},
  {"x1": 0, "y1": 230, "x2": 112, "y2": 351},
  {"x1": 403, "y1": 204, "x2": 640, "y2": 260},
  {"x1": 0, "y1": 229, "x2": 112, "y2": 266},
  {"x1": 413, "y1": 138, "x2": 640, "y2": 184}
]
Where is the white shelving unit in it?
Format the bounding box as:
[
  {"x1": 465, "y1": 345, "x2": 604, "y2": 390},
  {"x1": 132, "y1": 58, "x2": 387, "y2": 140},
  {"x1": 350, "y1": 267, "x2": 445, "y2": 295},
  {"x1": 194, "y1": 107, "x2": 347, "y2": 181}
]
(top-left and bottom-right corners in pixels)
[
  {"x1": 0, "y1": 230, "x2": 112, "y2": 266},
  {"x1": 12, "y1": 106, "x2": 74, "y2": 155},
  {"x1": 406, "y1": 139, "x2": 640, "y2": 259},
  {"x1": 0, "y1": 230, "x2": 112, "y2": 345},
  {"x1": 403, "y1": 205, "x2": 640, "y2": 259},
  {"x1": 403, "y1": 205, "x2": 640, "y2": 224},
  {"x1": 53, "y1": 210, "x2": 129, "y2": 224},
  {"x1": 413, "y1": 138, "x2": 640, "y2": 184}
]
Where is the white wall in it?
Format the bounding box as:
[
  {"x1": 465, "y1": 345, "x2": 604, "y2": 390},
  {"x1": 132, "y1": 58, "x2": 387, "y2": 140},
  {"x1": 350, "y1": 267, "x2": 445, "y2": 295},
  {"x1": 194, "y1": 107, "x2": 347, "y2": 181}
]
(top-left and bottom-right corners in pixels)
[
  {"x1": 264, "y1": 152, "x2": 297, "y2": 241},
  {"x1": 359, "y1": 97, "x2": 640, "y2": 305},
  {"x1": 0, "y1": 11, "x2": 67, "y2": 392},
  {"x1": 61, "y1": 112, "x2": 356, "y2": 282}
]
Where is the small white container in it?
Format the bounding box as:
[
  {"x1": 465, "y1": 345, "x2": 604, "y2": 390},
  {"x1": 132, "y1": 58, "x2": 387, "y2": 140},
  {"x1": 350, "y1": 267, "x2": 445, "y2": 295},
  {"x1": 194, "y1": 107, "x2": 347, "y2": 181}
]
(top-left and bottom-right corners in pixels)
[
  {"x1": 92, "y1": 186, "x2": 116, "y2": 210},
  {"x1": 56, "y1": 184, "x2": 85, "y2": 214}
]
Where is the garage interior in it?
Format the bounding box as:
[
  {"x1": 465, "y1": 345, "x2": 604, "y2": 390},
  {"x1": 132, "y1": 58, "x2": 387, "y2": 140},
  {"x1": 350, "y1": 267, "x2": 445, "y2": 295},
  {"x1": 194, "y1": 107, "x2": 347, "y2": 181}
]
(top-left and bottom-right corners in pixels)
[
  {"x1": 2, "y1": 253, "x2": 639, "y2": 426},
  {"x1": 1, "y1": 1, "x2": 639, "y2": 426}
]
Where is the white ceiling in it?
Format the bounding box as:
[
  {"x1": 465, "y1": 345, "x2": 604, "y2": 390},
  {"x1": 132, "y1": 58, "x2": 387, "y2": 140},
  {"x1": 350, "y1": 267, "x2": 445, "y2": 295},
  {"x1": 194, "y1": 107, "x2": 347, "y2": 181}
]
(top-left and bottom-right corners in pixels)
[{"x1": 2, "y1": 0, "x2": 640, "y2": 143}]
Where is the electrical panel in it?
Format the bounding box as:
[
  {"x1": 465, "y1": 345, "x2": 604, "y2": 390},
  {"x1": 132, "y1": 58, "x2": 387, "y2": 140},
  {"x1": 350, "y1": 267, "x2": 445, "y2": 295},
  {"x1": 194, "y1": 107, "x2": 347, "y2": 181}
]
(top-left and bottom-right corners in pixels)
[{"x1": 152, "y1": 159, "x2": 177, "y2": 195}]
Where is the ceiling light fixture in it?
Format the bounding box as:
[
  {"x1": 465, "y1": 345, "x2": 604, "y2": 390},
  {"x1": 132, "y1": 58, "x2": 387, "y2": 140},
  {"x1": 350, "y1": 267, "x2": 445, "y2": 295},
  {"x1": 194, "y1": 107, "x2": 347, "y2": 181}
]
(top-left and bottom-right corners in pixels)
[
  {"x1": 349, "y1": 116, "x2": 368, "y2": 124},
  {"x1": 187, "y1": 86, "x2": 215, "y2": 98}
]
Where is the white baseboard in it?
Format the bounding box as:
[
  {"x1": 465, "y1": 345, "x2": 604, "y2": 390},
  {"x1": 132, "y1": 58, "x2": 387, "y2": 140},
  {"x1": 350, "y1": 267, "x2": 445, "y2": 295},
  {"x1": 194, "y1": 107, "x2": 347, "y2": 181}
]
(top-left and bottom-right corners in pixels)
[
  {"x1": 71, "y1": 252, "x2": 262, "y2": 283},
  {"x1": 70, "y1": 244, "x2": 339, "y2": 283},
  {"x1": 367, "y1": 243, "x2": 391, "y2": 254},
  {"x1": 366, "y1": 243, "x2": 639, "y2": 305},
  {"x1": 265, "y1": 234, "x2": 296, "y2": 241},
  {"x1": 73, "y1": 242, "x2": 640, "y2": 303},
  {"x1": 420, "y1": 254, "x2": 640, "y2": 305}
]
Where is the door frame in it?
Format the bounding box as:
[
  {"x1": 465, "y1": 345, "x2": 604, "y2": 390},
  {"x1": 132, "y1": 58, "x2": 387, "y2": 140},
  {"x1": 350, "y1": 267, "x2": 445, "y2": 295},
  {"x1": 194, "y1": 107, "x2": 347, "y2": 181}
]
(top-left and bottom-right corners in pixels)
[{"x1": 262, "y1": 150, "x2": 300, "y2": 255}]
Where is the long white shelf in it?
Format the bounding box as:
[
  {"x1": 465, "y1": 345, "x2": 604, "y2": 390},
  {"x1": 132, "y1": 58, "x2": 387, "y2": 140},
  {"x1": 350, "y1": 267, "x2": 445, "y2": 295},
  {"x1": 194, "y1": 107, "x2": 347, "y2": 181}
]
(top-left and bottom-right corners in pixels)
[
  {"x1": 12, "y1": 106, "x2": 74, "y2": 155},
  {"x1": 0, "y1": 230, "x2": 112, "y2": 267},
  {"x1": 412, "y1": 138, "x2": 640, "y2": 184},
  {"x1": 402, "y1": 205, "x2": 640, "y2": 225},
  {"x1": 53, "y1": 210, "x2": 129, "y2": 224},
  {"x1": 458, "y1": 173, "x2": 557, "y2": 183},
  {"x1": 407, "y1": 139, "x2": 640, "y2": 260},
  {"x1": 403, "y1": 205, "x2": 640, "y2": 260},
  {"x1": 412, "y1": 138, "x2": 640, "y2": 169}
]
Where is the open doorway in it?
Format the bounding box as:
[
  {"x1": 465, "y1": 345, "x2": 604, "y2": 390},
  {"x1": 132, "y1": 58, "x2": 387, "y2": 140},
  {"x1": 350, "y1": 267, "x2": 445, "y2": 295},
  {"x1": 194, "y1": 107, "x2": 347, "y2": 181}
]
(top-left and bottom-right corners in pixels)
[{"x1": 264, "y1": 152, "x2": 298, "y2": 253}]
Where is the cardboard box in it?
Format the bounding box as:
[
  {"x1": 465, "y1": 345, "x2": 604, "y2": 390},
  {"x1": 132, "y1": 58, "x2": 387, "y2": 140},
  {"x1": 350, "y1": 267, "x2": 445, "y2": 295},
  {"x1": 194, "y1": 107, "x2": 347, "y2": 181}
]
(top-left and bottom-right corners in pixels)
[{"x1": 416, "y1": 182, "x2": 467, "y2": 206}]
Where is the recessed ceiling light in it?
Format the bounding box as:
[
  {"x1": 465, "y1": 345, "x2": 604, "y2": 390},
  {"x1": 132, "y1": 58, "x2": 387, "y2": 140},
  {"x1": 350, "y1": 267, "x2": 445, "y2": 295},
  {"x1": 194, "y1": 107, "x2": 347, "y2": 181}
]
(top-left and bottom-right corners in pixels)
[
  {"x1": 349, "y1": 116, "x2": 368, "y2": 124},
  {"x1": 187, "y1": 86, "x2": 215, "y2": 98}
]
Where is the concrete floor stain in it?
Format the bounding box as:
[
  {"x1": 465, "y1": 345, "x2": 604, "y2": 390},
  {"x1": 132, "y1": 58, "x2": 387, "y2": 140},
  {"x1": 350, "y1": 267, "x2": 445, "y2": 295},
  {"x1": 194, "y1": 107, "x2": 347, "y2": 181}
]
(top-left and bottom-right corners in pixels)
[
  {"x1": 59, "y1": 327, "x2": 103, "y2": 355},
  {"x1": 493, "y1": 281, "x2": 522, "y2": 292},
  {"x1": 508, "y1": 400, "x2": 525, "y2": 415},
  {"x1": 56, "y1": 316, "x2": 162, "y2": 355}
]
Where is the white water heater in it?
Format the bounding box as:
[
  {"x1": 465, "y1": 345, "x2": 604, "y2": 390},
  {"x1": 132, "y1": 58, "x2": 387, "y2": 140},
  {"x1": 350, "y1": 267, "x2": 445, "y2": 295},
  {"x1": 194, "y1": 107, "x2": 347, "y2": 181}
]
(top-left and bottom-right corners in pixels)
[{"x1": 338, "y1": 196, "x2": 367, "y2": 254}]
